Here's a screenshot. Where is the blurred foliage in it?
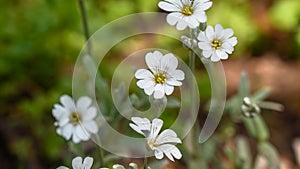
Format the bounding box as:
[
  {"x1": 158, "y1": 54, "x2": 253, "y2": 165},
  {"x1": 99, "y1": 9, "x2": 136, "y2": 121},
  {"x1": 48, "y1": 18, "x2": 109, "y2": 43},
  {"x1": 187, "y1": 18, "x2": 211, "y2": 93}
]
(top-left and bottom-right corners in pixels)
[{"x1": 0, "y1": 0, "x2": 299, "y2": 168}]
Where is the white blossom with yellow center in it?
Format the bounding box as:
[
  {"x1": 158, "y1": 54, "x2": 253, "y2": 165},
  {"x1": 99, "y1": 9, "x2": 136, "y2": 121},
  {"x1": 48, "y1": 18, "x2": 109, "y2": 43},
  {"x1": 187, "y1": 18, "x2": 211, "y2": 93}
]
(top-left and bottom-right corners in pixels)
[
  {"x1": 57, "y1": 156, "x2": 94, "y2": 169},
  {"x1": 52, "y1": 95, "x2": 98, "y2": 143},
  {"x1": 135, "y1": 51, "x2": 185, "y2": 99},
  {"x1": 158, "y1": 0, "x2": 212, "y2": 30},
  {"x1": 198, "y1": 24, "x2": 238, "y2": 62},
  {"x1": 129, "y1": 117, "x2": 182, "y2": 161}
]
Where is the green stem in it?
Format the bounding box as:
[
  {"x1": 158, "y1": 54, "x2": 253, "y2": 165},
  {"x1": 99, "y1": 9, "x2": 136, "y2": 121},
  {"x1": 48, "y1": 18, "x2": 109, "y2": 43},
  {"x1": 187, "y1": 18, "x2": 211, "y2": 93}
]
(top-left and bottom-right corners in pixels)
[
  {"x1": 188, "y1": 28, "x2": 196, "y2": 73},
  {"x1": 143, "y1": 156, "x2": 148, "y2": 169},
  {"x1": 78, "y1": 0, "x2": 92, "y2": 56},
  {"x1": 95, "y1": 134, "x2": 105, "y2": 167},
  {"x1": 187, "y1": 28, "x2": 200, "y2": 166}
]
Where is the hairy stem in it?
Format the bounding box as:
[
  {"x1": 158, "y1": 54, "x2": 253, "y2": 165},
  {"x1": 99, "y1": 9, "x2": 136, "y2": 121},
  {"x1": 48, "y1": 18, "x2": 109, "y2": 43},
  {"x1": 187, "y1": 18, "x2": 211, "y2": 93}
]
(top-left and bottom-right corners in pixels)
[{"x1": 78, "y1": 0, "x2": 92, "y2": 55}]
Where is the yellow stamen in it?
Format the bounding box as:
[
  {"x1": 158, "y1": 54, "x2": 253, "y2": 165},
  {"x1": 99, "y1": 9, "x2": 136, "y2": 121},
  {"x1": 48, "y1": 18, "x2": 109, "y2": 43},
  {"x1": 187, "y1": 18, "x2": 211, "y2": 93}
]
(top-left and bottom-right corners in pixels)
[
  {"x1": 181, "y1": 5, "x2": 193, "y2": 16},
  {"x1": 211, "y1": 39, "x2": 222, "y2": 49},
  {"x1": 154, "y1": 73, "x2": 167, "y2": 84},
  {"x1": 69, "y1": 112, "x2": 81, "y2": 125}
]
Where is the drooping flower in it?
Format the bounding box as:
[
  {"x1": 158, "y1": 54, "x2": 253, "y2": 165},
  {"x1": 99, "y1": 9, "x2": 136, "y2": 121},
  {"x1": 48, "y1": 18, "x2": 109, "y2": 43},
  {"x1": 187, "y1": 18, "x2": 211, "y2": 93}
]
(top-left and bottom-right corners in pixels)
[
  {"x1": 197, "y1": 24, "x2": 237, "y2": 62},
  {"x1": 52, "y1": 95, "x2": 98, "y2": 143},
  {"x1": 158, "y1": 0, "x2": 212, "y2": 30},
  {"x1": 135, "y1": 51, "x2": 185, "y2": 99},
  {"x1": 129, "y1": 117, "x2": 182, "y2": 161},
  {"x1": 57, "y1": 156, "x2": 96, "y2": 169}
]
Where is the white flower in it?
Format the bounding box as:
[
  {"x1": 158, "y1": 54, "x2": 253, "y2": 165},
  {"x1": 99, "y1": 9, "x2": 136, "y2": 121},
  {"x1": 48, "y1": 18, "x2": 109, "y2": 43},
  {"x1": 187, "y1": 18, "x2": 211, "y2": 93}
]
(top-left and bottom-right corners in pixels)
[
  {"x1": 197, "y1": 24, "x2": 238, "y2": 62},
  {"x1": 135, "y1": 51, "x2": 185, "y2": 99},
  {"x1": 52, "y1": 95, "x2": 98, "y2": 143},
  {"x1": 158, "y1": 0, "x2": 212, "y2": 30},
  {"x1": 57, "y1": 156, "x2": 94, "y2": 169},
  {"x1": 129, "y1": 117, "x2": 182, "y2": 161}
]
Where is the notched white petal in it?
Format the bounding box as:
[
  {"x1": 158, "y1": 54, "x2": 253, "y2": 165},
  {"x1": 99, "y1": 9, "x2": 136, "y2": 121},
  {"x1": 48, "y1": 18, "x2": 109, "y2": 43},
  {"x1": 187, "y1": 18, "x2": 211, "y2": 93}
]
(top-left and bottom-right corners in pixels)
[
  {"x1": 83, "y1": 157, "x2": 93, "y2": 169},
  {"x1": 135, "y1": 69, "x2": 153, "y2": 79}
]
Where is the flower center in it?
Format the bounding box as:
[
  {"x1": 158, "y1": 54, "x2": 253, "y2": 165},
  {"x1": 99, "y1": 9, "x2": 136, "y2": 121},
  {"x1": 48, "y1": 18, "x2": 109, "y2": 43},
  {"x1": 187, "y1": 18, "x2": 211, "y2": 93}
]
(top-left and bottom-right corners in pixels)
[
  {"x1": 148, "y1": 140, "x2": 157, "y2": 148},
  {"x1": 69, "y1": 112, "x2": 81, "y2": 125},
  {"x1": 181, "y1": 5, "x2": 193, "y2": 16},
  {"x1": 211, "y1": 39, "x2": 222, "y2": 49},
  {"x1": 154, "y1": 73, "x2": 167, "y2": 84}
]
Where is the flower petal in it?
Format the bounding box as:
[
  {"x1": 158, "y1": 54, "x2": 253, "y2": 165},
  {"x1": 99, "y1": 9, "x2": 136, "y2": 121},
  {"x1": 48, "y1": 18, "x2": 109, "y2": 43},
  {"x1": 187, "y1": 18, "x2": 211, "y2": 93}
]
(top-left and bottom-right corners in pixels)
[
  {"x1": 149, "y1": 118, "x2": 163, "y2": 140},
  {"x1": 166, "y1": 80, "x2": 182, "y2": 86},
  {"x1": 176, "y1": 18, "x2": 188, "y2": 30},
  {"x1": 145, "y1": 51, "x2": 163, "y2": 73},
  {"x1": 56, "y1": 166, "x2": 69, "y2": 169},
  {"x1": 222, "y1": 42, "x2": 234, "y2": 53},
  {"x1": 214, "y1": 24, "x2": 224, "y2": 38},
  {"x1": 76, "y1": 96, "x2": 92, "y2": 113},
  {"x1": 164, "y1": 84, "x2": 174, "y2": 95},
  {"x1": 72, "y1": 131, "x2": 81, "y2": 143},
  {"x1": 82, "y1": 107, "x2": 97, "y2": 121},
  {"x1": 153, "y1": 147, "x2": 164, "y2": 159},
  {"x1": 193, "y1": 11, "x2": 207, "y2": 23},
  {"x1": 197, "y1": 32, "x2": 206, "y2": 41},
  {"x1": 210, "y1": 51, "x2": 220, "y2": 62},
  {"x1": 160, "y1": 53, "x2": 178, "y2": 72},
  {"x1": 158, "y1": 1, "x2": 180, "y2": 11},
  {"x1": 72, "y1": 157, "x2": 83, "y2": 169},
  {"x1": 216, "y1": 50, "x2": 228, "y2": 60},
  {"x1": 83, "y1": 121, "x2": 98, "y2": 134},
  {"x1": 52, "y1": 104, "x2": 67, "y2": 120},
  {"x1": 155, "y1": 129, "x2": 182, "y2": 145},
  {"x1": 144, "y1": 86, "x2": 155, "y2": 96},
  {"x1": 157, "y1": 144, "x2": 182, "y2": 161},
  {"x1": 135, "y1": 69, "x2": 153, "y2": 79},
  {"x1": 154, "y1": 84, "x2": 165, "y2": 99},
  {"x1": 60, "y1": 95, "x2": 76, "y2": 112},
  {"x1": 226, "y1": 37, "x2": 238, "y2": 46},
  {"x1": 198, "y1": 42, "x2": 212, "y2": 50},
  {"x1": 205, "y1": 25, "x2": 214, "y2": 41},
  {"x1": 137, "y1": 79, "x2": 155, "y2": 89},
  {"x1": 75, "y1": 125, "x2": 90, "y2": 141},
  {"x1": 61, "y1": 123, "x2": 73, "y2": 140},
  {"x1": 166, "y1": 12, "x2": 182, "y2": 26},
  {"x1": 202, "y1": 49, "x2": 213, "y2": 58},
  {"x1": 194, "y1": 0, "x2": 212, "y2": 11},
  {"x1": 83, "y1": 157, "x2": 93, "y2": 169},
  {"x1": 170, "y1": 69, "x2": 185, "y2": 81},
  {"x1": 130, "y1": 117, "x2": 151, "y2": 136},
  {"x1": 222, "y1": 28, "x2": 234, "y2": 40}
]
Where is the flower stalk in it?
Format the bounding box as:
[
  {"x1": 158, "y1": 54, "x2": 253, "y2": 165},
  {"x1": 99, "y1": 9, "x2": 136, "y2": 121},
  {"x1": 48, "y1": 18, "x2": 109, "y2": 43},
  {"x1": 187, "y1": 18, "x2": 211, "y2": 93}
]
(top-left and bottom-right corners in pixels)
[
  {"x1": 78, "y1": 0, "x2": 92, "y2": 56},
  {"x1": 143, "y1": 156, "x2": 148, "y2": 169}
]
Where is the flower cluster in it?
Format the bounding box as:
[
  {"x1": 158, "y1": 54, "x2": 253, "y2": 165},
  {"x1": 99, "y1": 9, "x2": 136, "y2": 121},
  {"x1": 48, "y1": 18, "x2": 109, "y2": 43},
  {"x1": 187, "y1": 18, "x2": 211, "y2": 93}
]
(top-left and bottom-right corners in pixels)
[
  {"x1": 158, "y1": 0, "x2": 237, "y2": 62},
  {"x1": 54, "y1": 0, "x2": 239, "y2": 168}
]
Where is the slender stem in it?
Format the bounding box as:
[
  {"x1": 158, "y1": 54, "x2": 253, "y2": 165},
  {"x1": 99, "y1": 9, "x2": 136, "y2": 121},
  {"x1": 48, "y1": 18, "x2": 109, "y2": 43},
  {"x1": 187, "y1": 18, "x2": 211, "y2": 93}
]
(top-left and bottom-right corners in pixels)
[
  {"x1": 188, "y1": 28, "x2": 198, "y2": 155},
  {"x1": 95, "y1": 134, "x2": 105, "y2": 167},
  {"x1": 188, "y1": 28, "x2": 196, "y2": 73},
  {"x1": 78, "y1": 0, "x2": 92, "y2": 55},
  {"x1": 143, "y1": 156, "x2": 148, "y2": 169}
]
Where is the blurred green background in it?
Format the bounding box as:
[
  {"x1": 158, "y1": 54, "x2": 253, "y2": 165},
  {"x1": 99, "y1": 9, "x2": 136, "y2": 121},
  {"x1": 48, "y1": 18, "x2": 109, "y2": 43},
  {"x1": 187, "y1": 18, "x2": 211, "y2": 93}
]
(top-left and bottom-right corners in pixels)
[{"x1": 0, "y1": 0, "x2": 299, "y2": 168}]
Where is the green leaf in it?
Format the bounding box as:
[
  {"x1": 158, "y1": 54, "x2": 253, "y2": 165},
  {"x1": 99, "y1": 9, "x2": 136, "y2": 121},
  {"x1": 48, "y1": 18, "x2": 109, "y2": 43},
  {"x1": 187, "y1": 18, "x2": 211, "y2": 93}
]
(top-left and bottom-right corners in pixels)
[
  {"x1": 257, "y1": 142, "x2": 280, "y2": 169},
  {"x1": 239, "y1": 71, "x2": 250, "y2": 100},
  {"x1": 243, "y1": 115, "x2": 269, "y2": 142},
  {"x1": 224, "y1": 146, "x2": 239, "y2": 166},
  {"x1": 236, "y1": 136, "x2": 252, "y2": 169},
  {"x1": 251, "y1": 88, "x2": 271, "y2": 103}
]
